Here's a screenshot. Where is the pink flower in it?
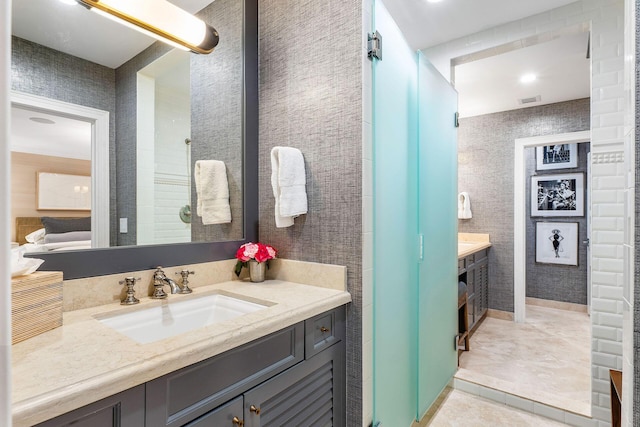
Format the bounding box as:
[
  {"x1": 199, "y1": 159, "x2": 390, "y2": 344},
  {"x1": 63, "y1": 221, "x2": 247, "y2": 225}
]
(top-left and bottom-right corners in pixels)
[
  {"x1": 265, "y1": 245, "x2": 277, "y2": 259},
  {"x1": 235, "y1": 242, "x2": 276, "y2": 263},
  {"x1": 254, "y1": 245, "x2": 271, "y2": 263}
]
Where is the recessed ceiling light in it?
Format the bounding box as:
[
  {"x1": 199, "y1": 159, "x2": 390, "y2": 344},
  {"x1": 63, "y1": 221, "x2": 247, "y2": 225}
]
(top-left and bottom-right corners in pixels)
[
  {"x1": 427, "y1": 0, "x2": 445, "y2": 3},
  {"x1": 29, "y1": 117, "x2": 56, "y2": 125},
  {"x1": 520, "y1": 73, "x2": 537, "y2": 84}
]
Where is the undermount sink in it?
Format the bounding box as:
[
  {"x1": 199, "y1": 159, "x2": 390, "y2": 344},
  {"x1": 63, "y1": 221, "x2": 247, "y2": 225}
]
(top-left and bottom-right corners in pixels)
[{"x1": 97, "y1": 293, "x2": 268, "y2": 344}]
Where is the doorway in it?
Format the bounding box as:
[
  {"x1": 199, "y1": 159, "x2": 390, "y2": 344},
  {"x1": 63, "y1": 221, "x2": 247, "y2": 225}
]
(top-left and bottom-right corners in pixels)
[
  {"x1": 10, "y1": 91, "x2": 110, "y2": 248},
  {"x1": 514, "y1": 131, "x2": 591, "y2": 321}
]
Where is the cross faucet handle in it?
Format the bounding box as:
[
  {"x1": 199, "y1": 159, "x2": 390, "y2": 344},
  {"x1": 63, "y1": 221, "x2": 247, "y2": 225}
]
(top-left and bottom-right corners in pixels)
[
  {"x1": 118, "y1": 276, "x2": 141, "y2": 305},
  {"x1": 175, "y1": 270, "x2": 195, "y2": 294}
]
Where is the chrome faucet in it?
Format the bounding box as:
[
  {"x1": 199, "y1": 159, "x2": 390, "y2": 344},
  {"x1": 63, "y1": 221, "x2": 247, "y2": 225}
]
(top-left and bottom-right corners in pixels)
[{"x1": 151, "y1": 266, "x2": 182, "y2": 299}]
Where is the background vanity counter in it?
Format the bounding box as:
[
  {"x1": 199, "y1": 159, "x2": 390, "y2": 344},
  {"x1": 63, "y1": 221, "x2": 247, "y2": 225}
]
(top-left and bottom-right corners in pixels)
[
  {"x1": 12, "y1": 271, "x2": 351, "y2": 427},
  {"x1": 458, "y1": 233, "x2": 491, "y2": 334}
]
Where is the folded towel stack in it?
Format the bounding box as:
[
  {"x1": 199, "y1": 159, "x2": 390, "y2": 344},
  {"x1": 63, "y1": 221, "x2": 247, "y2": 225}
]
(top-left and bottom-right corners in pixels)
[
  {"x1": 271, "y1": 147, "x2": 307, "y2": 228},
  {"x1": 194, "y1": 160, "x2": 232, "y2": 225}
]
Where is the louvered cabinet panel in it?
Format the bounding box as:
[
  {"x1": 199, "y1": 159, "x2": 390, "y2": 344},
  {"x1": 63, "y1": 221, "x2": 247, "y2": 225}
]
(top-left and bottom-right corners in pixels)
[{"x1": 244, "y1": 343, "x2": 344, "y2": 427}]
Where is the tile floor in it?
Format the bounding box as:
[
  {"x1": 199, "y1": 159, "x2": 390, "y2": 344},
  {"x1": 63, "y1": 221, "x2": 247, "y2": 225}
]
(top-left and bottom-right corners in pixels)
[
  {"x1": 424, "y1": 388, "x2": 568, "y2": 426},
  {"x1": 455, "y1": 305, "x2": 591, "y2": 416}
]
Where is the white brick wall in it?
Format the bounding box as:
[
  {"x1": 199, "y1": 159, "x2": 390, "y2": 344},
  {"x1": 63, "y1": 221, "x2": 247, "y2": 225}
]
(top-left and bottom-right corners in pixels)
[
  {"x1": 422, "y1": 1, "x2": 627, "y2": 424},
  {"x1": 621, "y1": 0, "x2": 635, "y2": 424}
]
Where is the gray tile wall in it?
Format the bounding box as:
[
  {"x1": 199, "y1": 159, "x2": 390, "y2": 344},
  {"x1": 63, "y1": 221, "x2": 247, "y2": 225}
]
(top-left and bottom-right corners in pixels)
[
  {"x1": 458, "y1": 98, "x2": 590, "y2": 312},
  {"x1": 257, "y1": 0, "x2": 363, "y2": 424},
  {"x1": 525, "y1": 143, "x2": 589, "y2": 305},
  {"x1": 10, "y1": 37, "x2": 118, "y2": 243},
  {"x1": 190, "y1": 0, "x2": 244, "y2": 242}
]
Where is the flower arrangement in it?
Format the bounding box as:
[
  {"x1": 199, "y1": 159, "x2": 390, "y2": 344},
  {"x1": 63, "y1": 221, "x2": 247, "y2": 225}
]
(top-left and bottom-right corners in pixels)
[{"x1": 234, "y1": 242, "x2": 277, "y2": 277}]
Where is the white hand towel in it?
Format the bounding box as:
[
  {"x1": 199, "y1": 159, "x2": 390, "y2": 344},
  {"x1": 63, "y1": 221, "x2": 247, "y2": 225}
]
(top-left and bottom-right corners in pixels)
[
  {"x1": 458, "y1": 192, "x2": 472, "y2": 219},
  {"x1": 194, "y1": 160, "x2": 232, "y2": 225},
  {"x1": 271, "y1": 147, "x2": 307, "y2": 228}
]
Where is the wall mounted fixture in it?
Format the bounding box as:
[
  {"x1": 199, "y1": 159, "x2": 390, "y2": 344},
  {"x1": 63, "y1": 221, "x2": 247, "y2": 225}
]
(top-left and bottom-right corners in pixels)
[{"x1": 75, "y1": 0, "x2": 219, "y2": 54}]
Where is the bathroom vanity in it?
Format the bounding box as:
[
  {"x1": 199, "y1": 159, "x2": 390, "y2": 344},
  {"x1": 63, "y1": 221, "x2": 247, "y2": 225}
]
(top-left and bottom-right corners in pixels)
[
  {"x1": 35, "y1": 307, "x2": 345, "y2": 427},
  {"x1": 458, "y1": 234, "x2": 491, "y2": 333},
  {"x1": 12, "y1": 261, "x2": 351, "y2": 427}
]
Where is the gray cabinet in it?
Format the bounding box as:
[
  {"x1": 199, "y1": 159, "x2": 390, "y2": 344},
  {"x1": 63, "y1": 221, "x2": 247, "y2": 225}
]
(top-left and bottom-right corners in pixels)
[
  {"x1": 146, "y1": 323, "x2": 305, "y2": 426},
  {"x1": 185, "y1": 397, "x2": 244, "y2": 426},
  {"x1": 459, "y1": 249, "x2": 489, "y2": 333},
  {"x1": 34, "y1": 385, "x2": 145, "y2": 427},
  {"x1": 36, "y1": 306, "x2": 346, "y2": 427},
  {"x1": 243, "y1": 342, "x2": 344, "y2": 426}
]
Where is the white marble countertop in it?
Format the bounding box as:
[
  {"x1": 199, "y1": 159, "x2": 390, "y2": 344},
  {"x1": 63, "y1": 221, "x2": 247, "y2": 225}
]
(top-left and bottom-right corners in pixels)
[{"x1": 12, "y1": 279, "x2": 351, "y2": 427}]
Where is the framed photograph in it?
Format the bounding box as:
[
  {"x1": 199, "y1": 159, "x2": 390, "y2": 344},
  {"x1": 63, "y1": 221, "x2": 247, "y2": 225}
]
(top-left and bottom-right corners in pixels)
[
  {"x1": 536, "y1": 143, "x2": 578, "y2": 170},
  {"x1": 531, "y1": 173, "x2": 584, "y2": 217},
  {"x1": 37, "y1": 172, "x2": 91, "y2": 211},
  {"x1": 535, "y1": 222, "x2": 579, "y2": 266}
]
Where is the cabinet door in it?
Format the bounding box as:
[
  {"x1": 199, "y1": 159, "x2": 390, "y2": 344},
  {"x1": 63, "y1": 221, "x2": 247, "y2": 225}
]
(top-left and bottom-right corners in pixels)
[
  {"x1": 146, "y1": 323, "x2": 304, "y2": 426},
  {"x1": 34, "y1": 385, "x2": 144, "y2": 427},
  {"x1": 244, "y1": 343, "x2": 344, "y2": 427},
  {"x1": 185, "y1": 396, "x2": 244, "y2": 427},
  {"x1": 477, "y1": 259, "x2": 489, "y2": 318}
]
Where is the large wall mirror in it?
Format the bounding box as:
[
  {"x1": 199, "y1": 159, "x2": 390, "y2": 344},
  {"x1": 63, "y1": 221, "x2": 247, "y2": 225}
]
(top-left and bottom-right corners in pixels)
[{"x1": 10, "y1": 0, "x2": 258, "y2": 279}]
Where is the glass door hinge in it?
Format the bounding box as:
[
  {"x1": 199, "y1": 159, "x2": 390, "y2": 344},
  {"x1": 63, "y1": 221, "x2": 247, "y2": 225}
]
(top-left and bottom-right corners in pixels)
[{"x1": 368, "y1": 31, "x2": 382, "y2": 60}]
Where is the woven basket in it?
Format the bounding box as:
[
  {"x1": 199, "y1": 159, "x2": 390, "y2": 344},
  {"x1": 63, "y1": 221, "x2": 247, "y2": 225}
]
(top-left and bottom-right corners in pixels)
[{"x1": 12, "y1": 271, "x2": 63, "y2": 344}]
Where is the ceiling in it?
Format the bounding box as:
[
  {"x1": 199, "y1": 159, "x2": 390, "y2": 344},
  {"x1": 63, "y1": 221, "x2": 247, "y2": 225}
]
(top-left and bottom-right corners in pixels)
[
  {"x1": 455, "y1": 31, "x2": 590, "y2": 117},
  {"x1": 382, "y1": 0, "x2": 579, "y2": 51},
  {"x1": 11, "y1": 106, "x2": 92, "y2": 160},
  {"x1": 11, "y1": 0, "x2": 591, "y2": 123}
]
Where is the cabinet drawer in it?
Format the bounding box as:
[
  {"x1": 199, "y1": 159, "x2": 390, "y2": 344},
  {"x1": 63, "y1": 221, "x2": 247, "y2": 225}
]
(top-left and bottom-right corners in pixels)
[
  {"x1": 185, "y1": 396, "x2": 244, "y2": 427},
  {"x1": 458, "y1": 258, "x2": 465, "y2": 273},
  {"x1": 472, "y1": 249, "x2": 487, "y2": 263},
  {"x1": 305, "y1": 307, "x2": 345, "y2": 358},
  {"x1": 146, "y1": 323, "x2": 304, "y2": 427}
]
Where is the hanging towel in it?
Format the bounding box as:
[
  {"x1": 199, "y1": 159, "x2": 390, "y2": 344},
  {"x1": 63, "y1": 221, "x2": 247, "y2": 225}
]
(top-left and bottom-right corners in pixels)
[
  {"x1": 271, "y1": 147, "x2": 307, "y2": 228},
  {"x1": 458, "y1": 192, "x2": 472, "y2": 219},
  {"x1": 194, "y1": 160, "x2": 232, "y2": 225}
]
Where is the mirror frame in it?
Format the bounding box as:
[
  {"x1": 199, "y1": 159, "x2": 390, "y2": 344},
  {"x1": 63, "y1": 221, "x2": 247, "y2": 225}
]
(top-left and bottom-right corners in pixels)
[{"x1": 25, "y1": 0, "x2": 258, "y2": 280}]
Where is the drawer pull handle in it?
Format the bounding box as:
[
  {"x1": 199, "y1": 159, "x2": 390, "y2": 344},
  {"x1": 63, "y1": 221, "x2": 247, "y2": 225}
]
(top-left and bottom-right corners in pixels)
[
  {"x1": 320, "y1": 326, "x2": 330, "y2": 333},
  {"x1": 250, "y1": 405, "x2": 261, "y2": 415},
  {"x1": 232, "y1": 416, "x2": 244, "y2": 426}
]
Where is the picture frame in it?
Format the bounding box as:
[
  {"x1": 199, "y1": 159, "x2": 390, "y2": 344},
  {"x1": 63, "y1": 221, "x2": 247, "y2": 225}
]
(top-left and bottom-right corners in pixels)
[
  {"x1": 536, "y1": 143, "x2": 578, "y2": 170},
  {"x1": 531, "y1": 172, "x2": 584, "y2": 217},
  {"x1": 535, "y1": 222, "x2": 579, "y2": 266},
  {"x1": 37, "y1": 172, "x2": 91, "y2": 211}
]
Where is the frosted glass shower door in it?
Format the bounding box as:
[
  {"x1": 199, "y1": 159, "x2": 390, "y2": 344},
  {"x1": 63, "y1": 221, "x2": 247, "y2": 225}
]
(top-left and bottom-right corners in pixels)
[
  {"x1": 417, "y1": 54, "x2": 458, "y2": 418},
  {"x1": 371, "y1": 0, "x2": 419, "y2": 425}
]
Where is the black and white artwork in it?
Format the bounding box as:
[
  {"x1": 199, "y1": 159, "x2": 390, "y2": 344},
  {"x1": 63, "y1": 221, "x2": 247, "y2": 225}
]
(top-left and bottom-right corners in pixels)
[
  {"x1": 536, "y1": 143, "x2": 578, "y2": 170},
  {"x1": 531, "y1": 173, "x2": 584, "y2": 217},
  {"x1": 535, "y1": 222, "x2": 578, "y2": 266}
]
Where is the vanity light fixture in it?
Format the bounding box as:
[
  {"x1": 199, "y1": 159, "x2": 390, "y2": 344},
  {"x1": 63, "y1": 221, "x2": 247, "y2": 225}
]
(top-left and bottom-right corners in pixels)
[{"x1": 74, "y1": 0, "x2": 219, "y2": 54}]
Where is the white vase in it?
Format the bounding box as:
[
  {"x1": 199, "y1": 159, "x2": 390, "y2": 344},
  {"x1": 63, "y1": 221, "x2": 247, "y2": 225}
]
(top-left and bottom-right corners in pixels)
[{"x1": 248, "y1": 260, "x2": 265, "y2": 282}]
